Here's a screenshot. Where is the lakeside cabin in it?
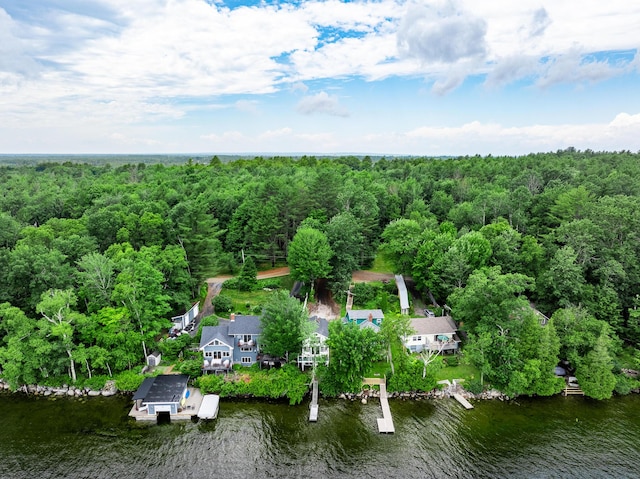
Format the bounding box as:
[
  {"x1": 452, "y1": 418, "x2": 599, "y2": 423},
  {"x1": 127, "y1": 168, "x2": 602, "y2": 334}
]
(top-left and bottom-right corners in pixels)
[{"x1": 130, "y1": 374, "x2": 203, "y2": 421}]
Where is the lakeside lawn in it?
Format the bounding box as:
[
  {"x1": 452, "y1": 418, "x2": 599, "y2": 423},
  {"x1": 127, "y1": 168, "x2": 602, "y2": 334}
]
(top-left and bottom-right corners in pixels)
[
  {"x1": 219, "y1": 276, "x2": 293, "y2": 316},
  {"x1": 435, "y1": 360, "x2": 480, "y2": 382}
]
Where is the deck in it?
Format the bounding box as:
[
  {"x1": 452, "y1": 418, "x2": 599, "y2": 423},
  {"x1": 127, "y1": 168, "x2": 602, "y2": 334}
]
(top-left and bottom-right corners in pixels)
[
  {"x1": 309, "y1": 379, "x2": 319, "y2": 422},
  {"x1": 129, "y1": 387, "x2": 204, "y2": 421},
  {"x1": 377, "y1": 382, "x2": 395, "y2": 433},
  {"x1": 453, "y1": 393, "x2": 474, "y2": 410},
  {"x1": 363, "y1": 378, "x2": 395, "y2": 434}
]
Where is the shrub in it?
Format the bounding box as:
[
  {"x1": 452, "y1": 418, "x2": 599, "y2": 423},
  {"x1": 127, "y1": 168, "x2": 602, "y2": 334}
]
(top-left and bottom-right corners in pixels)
[
  {"x1": 177, "y1": 358, "x2": 204, "y2": 378},
  {"x1": 79, "y1": 375, "x2": 109, "y2": 391},
  {"x1": 115, "y1": 370, "x2": 146, "y2": 392},
  {"x1": 614, "y1": 374, "x2": 639, "y2": 395},
  {"x1": 387, "y1": 357, "x2": 439, "y2": 393},
  {"x1": 222, "y1": 278, "x2": 241, "y2": 290},
  {"x1": 352, "y1": 282, "x2": 379, "y2": 306},
  {"x1": 464, "y1": 378, "x2": 484, "y2": 395},
  {"x1": 445, "y1": 355, "x2": 460, "y2": 367},
  {"x1": 212, "y1": 294, "x2": 233, "y2": 313},
  {"x1": 195, "y1": 365, "x2": 309, "y2": 404},
  {"x1": 259, "y1": 280, "x2": 282, "y2": 290},
  {"x1": 158, "y1": 334, "x2": 192, "y2": 361}
]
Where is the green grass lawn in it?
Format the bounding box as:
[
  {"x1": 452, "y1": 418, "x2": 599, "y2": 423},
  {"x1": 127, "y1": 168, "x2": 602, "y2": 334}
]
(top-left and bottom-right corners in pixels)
[
  {"x1": 218, "y1": 277, "x2": 291, "y2": 316},
  {"x1": 365, "y1": 361, "x2": 391, "y2": 378},
  {"x1": 435, "y1": 360, "x2": 481, "y2": 382},
  {"x1": 368, "y1": 250, "x2": 394, "y2": 273}
]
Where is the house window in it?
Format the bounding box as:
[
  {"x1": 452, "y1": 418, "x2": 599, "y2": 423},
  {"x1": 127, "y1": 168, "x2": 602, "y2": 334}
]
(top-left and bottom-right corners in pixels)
[
  {"x1": 241, "y1": 357, "x2": 252, "y2": 364},
  {"x1": 412, "y1": 336, "x2": 422, "y2": 342},
  {"x1": 213, "y1": 351, "x2": 222, "y2": 359},
  {"x1": 223, "y1": 351, "x2": 230, "y2": 357},
  {"x1": 243, "y1": 334, "x2": 252, "y2": 343},
  {"x1": 204, "y1": 351, "x2": 213, "y2": 358}
]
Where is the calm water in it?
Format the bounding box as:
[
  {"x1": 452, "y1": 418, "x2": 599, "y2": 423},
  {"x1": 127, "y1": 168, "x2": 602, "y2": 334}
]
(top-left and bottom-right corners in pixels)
[{"x1": 1, "y1": 392, "x2": 639, "y2": 479}]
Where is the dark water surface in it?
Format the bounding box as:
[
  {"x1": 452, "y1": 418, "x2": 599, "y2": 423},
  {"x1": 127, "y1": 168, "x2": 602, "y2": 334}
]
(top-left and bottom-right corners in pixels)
[{"x1": 1, "y1": 393, "x2": 639, "y2": 478}]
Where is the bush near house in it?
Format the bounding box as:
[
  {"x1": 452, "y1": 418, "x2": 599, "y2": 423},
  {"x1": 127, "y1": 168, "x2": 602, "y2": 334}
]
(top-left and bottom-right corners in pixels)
[{"x1": 195, "y1": 364, "x2": 309, "y2": 405}]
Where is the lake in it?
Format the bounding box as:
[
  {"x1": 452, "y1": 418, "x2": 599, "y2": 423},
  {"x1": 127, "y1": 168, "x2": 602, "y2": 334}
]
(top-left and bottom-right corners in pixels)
[{"x1": 1, "y1": 392, "x2": 639, "y2": 478}]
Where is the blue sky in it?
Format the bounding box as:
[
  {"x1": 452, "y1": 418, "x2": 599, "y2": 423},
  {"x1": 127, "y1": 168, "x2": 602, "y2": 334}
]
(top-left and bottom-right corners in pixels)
[{"x1": 1, "y1": 0, "x2": 640, "y2": 156}]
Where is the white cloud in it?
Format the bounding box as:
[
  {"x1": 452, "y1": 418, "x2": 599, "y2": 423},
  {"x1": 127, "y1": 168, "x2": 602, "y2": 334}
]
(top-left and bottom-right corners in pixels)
[
  {"x1": 397, "y1": 0, "x2": 488, "y2": 64},
  {"x1": 528, "y1": 8, "x2": 552, "y2": 38},
  {"x1": 259, "y1": 128, "x2": 293, "y2": 139},
  {"x1": 1, "y1": 1, "x2": 640, "y2": 154},
  {"x1": 536, "y1": 50, "x2": 628, "y2": 88},
  {"x1": 201, "y1": 131, "x2": 246, "y2": 143},
  {"x1": 296, "y1": 91, "x2": 349, "y2": 117},
  {"x1": 399, "y1": 113, "x2": 640, "y2": 155}
]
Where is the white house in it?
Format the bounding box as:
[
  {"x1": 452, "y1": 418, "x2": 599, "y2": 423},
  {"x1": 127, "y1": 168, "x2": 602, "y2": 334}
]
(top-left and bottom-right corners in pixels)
[
  {"x1": 404, "y1": 316, "x2": 460, "y2": 353},
  {"x1": 298, "y1": 317, "x2": 330, "y2": 371}
]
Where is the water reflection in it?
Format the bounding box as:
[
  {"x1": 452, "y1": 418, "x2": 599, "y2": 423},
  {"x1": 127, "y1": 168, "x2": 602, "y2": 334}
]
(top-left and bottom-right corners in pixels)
[{"x1": 0, "y1": 393, "x2": 639, "y2": 479}]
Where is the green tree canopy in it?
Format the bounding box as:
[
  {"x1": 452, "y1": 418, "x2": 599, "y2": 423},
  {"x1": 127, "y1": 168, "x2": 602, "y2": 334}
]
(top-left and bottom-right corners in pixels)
[
  {"x1": 259, "y1": 291, "x2": 310, "y2": 359},
  {"x1": 287, "y1": 226, "x2": 333, "y2": 292}
]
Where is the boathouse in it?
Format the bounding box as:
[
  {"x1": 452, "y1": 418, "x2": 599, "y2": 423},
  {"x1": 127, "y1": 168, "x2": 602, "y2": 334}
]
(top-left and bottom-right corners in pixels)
[{"x1": 132, "y1": 374, "x2": 189, "y2": 417}]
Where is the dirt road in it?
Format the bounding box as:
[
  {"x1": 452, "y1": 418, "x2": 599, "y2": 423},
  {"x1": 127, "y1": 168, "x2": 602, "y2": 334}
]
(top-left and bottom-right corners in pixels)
[
  {"x1": 206, "y1": 266, "x2": 290, "y2": 284},
  {"x1": 351, "y1": 271, "x2": 395, "y2": 282}
]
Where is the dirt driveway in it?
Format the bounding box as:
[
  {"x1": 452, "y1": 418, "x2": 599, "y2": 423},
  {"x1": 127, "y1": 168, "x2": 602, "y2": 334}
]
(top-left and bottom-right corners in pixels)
[{"x1": 351, "y1": 271, "x2": 395, "y2": 282}]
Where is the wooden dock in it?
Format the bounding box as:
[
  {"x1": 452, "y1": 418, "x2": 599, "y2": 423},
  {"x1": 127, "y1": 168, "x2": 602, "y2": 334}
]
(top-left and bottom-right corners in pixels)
[
  {"x1": 377, "y1": 382, "x2": 395, "y2": 433},
  {"x1": 563, "y1": 385, "x2": 585, "y2": 396},
  {"x1": 453, "y1": 393, "x2": 474, "y2": 410},
  {"x1": 309, "y1": 379, "x2": 319, "y2": 422}
]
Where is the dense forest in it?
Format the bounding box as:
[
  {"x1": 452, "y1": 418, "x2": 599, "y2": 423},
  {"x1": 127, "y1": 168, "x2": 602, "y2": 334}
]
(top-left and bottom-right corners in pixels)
[{"x1": 1, "y1": 150, "x2": 639, "y2": 398}]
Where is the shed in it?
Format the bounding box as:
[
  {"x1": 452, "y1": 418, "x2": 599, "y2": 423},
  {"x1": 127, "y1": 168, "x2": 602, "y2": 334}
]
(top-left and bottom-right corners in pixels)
[{"x1": 146, "y1": 351, "x2": 162, "y2": 367}]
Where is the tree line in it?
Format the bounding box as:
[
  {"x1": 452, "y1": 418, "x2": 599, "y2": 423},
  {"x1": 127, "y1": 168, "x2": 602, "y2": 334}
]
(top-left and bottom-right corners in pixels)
[{"x1": 0, "y1": 150, "x2": 639, "y2": 397}]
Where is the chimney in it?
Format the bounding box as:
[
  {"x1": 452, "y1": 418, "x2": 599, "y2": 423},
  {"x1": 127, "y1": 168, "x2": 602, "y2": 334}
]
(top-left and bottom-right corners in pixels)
[
  {"x1": 230, "y1": 313, "x2": 235, "y2": 322},
  {"x1": 368, "y1": 313, "x2": 373, "y2": 322}
]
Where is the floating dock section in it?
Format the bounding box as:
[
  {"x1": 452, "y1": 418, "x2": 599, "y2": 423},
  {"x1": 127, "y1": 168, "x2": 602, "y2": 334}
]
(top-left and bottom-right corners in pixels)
[
  {"x1": 453, "y1": 393, "x2": 474, "y2": 410},
  {"x1": 377, "y1": 382, "x2": 395, "y2": 433},
  {"x1": 197, "y1": 394, "x2": 220, "y2": 420},
  {"x1": 309, "y1": 379, "x2": 319, "y2": 422}
]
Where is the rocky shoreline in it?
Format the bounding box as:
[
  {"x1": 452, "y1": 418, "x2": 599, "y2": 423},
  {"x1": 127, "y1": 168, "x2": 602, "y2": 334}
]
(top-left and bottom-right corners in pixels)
[
  {"x1": 337, "y1": 387, "x2": 508, "y2": 402},
  {"x1": 0, "y1": 378, "x2": 119, "y2": 398}
]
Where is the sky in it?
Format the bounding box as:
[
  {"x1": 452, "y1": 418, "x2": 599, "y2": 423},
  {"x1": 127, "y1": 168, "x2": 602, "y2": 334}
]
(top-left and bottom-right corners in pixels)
[{"x1": 1, "y1": 0, "x2": 640, "y2": 156}]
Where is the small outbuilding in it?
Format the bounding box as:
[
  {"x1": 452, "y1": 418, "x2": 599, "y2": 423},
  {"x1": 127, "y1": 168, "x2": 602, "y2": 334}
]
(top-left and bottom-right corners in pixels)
[
  {"x1": 395, "y1": 275, "x2": 410, "y2": 315},
  {"x1": 131, "y1": 374, "x2": 190, "y2": 419}
]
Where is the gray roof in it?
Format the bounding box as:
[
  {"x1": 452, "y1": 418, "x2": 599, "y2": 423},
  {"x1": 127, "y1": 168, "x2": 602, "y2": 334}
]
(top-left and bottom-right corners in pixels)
[
  {"x1": 133, "y1": 377, "x2": 155, "y2": 401},
  {"x1": 228, "y1": 315, "x2": 262, "y2": 335},
  {"x1": 309, "y1": 316, "x2": 329, "y2": 338},
  {"x1": 358, "y1": 321, "x2": 380, "y2": 332},
  {"x1": 395, "y1": 275, "x2": 410, "y2": 310},
  {"x1": 410, "y1": 316, "x2": 458, "y2": 336},
  {"x1": 347, "y1": 309, "x2": 384, "y2": 320},
  {"x1": 199, "y1": 321, "x2": 232, "y2": 349},
  {"x1": 135, "y1": 374, "x2": 189, "y2": 404}
]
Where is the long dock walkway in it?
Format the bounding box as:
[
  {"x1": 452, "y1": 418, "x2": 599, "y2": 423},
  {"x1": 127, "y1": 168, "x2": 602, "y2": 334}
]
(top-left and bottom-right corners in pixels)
[
  {"x1": 453, "y1": 393, "x2": 474, "y2": 410},
  {"x1": 309, "y1": 379, "x2": 319, "y2": 422},
  {"x1": 377, "y1": 382, "x2": 395, "y2": 433}
]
